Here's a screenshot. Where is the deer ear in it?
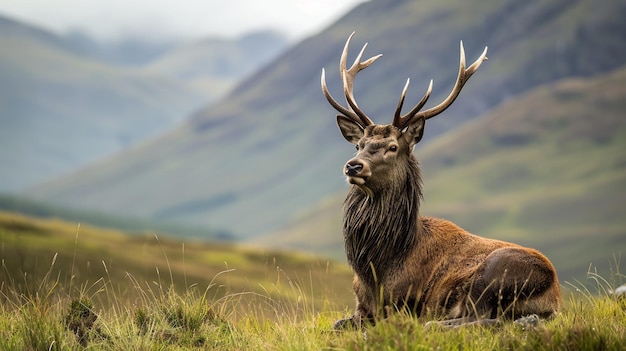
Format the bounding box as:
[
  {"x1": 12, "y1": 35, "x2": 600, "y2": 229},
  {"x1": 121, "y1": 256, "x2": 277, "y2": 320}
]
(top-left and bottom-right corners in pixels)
[
  {"x1": 403, "y1": 117, "x2": 425, "y2": 147},
  {"x1": 337, "y1": 115, "x2": 364, "y2": 144}
]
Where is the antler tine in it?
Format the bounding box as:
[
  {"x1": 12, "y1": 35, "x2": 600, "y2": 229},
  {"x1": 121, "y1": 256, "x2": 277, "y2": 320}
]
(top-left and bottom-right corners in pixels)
[
  {"x1": 340, "y1": 32, "x2": 382, "y2": 127},
  {"x1": 466, "y1": 45, "x2": 489, "y2": 78},
  {"x1": 321, "y1": 32, "x2": 381, "y2": 127},
  {"x1": 392, "y1": 41, "x2": 488, "y2": 128},
  {"x1": 321, "y1": 68, "x2": 355, "y2": 119},
  {"x1": 415, "y1": 41, "x2": 488, "y2": 121},
  {"x1": 392, "y1": 78, "x2": 433, "y2": 129}
]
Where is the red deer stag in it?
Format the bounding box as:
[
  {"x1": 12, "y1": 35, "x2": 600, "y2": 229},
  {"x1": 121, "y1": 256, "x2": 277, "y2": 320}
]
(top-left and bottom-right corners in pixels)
[{"x1": 321, "y1": 32, "x2": 561, "y2": 329}]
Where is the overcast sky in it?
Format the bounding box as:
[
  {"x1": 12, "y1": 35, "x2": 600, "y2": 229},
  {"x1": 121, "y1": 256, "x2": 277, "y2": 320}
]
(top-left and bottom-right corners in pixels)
[{"x1": 0, "y1": 0, "x2": 366, "y2": 41}]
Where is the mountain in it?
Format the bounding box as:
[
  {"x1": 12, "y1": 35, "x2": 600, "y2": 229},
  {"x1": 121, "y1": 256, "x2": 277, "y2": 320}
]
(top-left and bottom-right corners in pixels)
[
  {"x1": 24, "y1": 0, "x2": 626, "y2": 239},
  {"x1": 64, "y1": 29, "x2": 289, "y2": 99},
  {"x1": 144, "y1": 31, "x2": 289, "y2": 98},
  {"x1": 61, "y1": 30, "x2": 178, "y2": 66},
  {"x1": 256, "y1": 65, "x2": 626, "y2": 281},
  {"x1": 0, "y1": 14, "x2": 206, "y2": 191},
  {"x1": 0, "y1": 14, "x2": 290, "y2": 192}
]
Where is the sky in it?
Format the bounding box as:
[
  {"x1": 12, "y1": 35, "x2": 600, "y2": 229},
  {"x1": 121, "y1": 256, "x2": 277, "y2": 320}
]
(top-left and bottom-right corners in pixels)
[{"x1": 0, "y1": 0, "x2": 366, "y2": 42}]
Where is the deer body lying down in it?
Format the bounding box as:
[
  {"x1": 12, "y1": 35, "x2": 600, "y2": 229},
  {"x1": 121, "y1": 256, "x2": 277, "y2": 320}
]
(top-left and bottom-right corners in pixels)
[{"x1": 321, "y1": 33, "x2": 561, "y2": 328}]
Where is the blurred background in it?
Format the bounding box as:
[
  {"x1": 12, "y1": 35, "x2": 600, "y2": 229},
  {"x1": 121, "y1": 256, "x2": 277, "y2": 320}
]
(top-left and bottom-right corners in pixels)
[{"x1": 0, "y1": 0, "x2": 625, "y2": 300}]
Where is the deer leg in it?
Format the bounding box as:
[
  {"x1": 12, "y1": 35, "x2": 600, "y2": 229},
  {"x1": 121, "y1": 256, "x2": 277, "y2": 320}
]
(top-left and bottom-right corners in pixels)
[
  {"x1": 333, "y1": 309, "x2": 374, "y2": 330},
  {"x1": 334, "y1": 276, "x2": 378, "y2": 330},
  {"x1": 425, "y1": 316, "x2": 501, "y2": 329},
  {"x1": 432, "y1": 248, "x2": 558, "y2": 330},
  {"x1": 425, "y1": 313, "x2": 541, "y2": 330},
  {"x1": 333, "y1": 317, "x2": 358, "y2": 330},
  {"x1": 333, "y1": 308, "x2": 364, "y2": 330},
  {"x1": 334, "y1": 293, "x2": 375, "y2": 330},
  {"x1": 478, "y1": 247, "x2": 559, "y2": 319}
]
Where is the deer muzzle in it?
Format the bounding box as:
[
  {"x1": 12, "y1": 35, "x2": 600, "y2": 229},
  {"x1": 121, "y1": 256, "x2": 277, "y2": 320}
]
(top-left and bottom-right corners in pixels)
[
  {"x1": 344, "y1": 159, "x2": 371, "y2": 185},
  {"x1": 345, "y1": 162, "x2": 363, "y2": 176}
]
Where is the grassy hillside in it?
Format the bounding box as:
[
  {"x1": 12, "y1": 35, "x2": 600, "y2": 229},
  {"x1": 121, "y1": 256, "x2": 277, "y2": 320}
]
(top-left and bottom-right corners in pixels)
[
  {"x1": 23, "y1": 0, "x2": 626, "y2": 239},
  {"x1": 257, "y1": 66, "x2": 626, "y2": 283},
  {"x1": 0, "y1": 212, "x2": 625, "y2": 349},
  {"x1": 0, "y1": 210, "x2": 355, "y2": 315}
]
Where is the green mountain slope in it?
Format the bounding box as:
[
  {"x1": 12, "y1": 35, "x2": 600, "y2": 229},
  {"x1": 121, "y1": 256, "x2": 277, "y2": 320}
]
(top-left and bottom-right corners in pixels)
[
  {"x1": 0, "y1": 210, "x2": 354, "y2": 313},
  {"x1": 256, "y1": 66, "x2": 626, "y2": 282},
  {"x1": 0, "y1": 15, "x2": 206, "y2": 191},
  {"x1": 24, "y1": 0, "x2": 626, "y2": 239}
]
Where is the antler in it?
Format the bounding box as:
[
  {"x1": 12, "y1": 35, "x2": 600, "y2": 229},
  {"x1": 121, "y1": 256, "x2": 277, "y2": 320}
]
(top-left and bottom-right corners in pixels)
[
  {"x1": 392, "y1": 41, "x2": 488, "y2": 130},
  {"x1": 321, "y1": 32, "x2": 382, "y2": 128}
]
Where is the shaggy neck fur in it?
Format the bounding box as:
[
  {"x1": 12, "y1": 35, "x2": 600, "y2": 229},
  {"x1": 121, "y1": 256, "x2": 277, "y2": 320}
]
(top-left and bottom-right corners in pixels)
[{"x1": 342, "y1": 154, "x2": 423, "y2": 289}]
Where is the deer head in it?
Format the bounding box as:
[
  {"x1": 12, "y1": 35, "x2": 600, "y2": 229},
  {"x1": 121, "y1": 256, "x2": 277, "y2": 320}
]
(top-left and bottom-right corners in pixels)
[{"x1": 321, "y1": 32, "x2": 488, "y2": 195}]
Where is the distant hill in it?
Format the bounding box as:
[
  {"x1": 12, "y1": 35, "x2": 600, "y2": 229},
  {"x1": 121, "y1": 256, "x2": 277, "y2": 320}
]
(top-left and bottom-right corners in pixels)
[
  {"x1": 256, "y1": 66, "x2": 626, "y2": 282},
  {"x1": 61, "y1": 29, "x2": 178, "y2": 66},
  {"x1": 0, "y1": 14, "x2": 289, "y2": 191},
  {"x1": 24, "y1": 0, "x2": 626, "y2": 239},
  {"x1": 144, "y1": 30, "x2": 289, "y2": 98},
  {"x1": 0, "y1": 14, "x2": 205, "y2": 190},
  {"x1": 64, "y1": 28, "x2": 290, "y2": 99},
  {"x1": 0, "y1": 193, "x2": 234, "y2": 241}
]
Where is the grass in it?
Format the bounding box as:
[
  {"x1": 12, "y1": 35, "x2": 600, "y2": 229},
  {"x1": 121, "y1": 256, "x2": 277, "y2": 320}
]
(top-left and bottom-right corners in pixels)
[
  {"x1": 0, "y1": 210, "x2": 356, "y2": 325},
  {"x1": 1, "y1": 256, "x2": 624, "y2": 350},
  {"x1": 1, "y1": 210, "x2": 625, "y2": 350}
]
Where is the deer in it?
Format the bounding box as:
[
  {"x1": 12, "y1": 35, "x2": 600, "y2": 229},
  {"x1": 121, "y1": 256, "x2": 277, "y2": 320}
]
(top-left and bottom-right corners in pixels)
[{"x1": 321, "y1": 32, "x2": 561, "y2": 329}]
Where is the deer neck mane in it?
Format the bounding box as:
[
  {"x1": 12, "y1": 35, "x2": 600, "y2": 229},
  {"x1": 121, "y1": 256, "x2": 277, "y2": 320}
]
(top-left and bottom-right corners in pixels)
[{"x1": 342, "y1": 155, "x2": 423, "y2": 287}]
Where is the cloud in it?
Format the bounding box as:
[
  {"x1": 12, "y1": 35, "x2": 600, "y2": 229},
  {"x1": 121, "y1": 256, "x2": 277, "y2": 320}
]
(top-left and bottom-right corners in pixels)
[{"x1": 0, "y1": 0, "x2": 365, "y2": 41}]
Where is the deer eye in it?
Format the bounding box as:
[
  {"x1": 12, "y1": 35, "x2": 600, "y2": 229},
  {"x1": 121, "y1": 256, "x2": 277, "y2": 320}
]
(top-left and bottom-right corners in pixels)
[{"x1": 389, "y1": 145, "x2": 398, "y2": 152}]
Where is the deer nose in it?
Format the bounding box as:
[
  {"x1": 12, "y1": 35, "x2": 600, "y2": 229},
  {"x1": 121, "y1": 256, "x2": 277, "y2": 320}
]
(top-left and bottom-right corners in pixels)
[{"x1": 345, "y1": 162, "x2": 364, "y2": 176}]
